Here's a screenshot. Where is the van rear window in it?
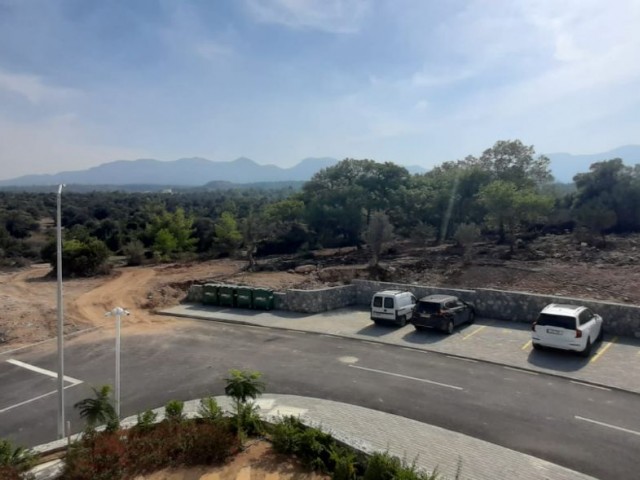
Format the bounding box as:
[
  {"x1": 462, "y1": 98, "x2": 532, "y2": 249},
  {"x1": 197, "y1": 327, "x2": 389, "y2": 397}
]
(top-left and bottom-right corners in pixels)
[
  {"x1": 373, "y1": 296, "x2": 382, "y2": 307},
  {"x1": 537, "y1": 314, "x2": 576, "y2": 330},
  {"x1": 384, "y1": 298, "x2": 394, "y2": 308}
]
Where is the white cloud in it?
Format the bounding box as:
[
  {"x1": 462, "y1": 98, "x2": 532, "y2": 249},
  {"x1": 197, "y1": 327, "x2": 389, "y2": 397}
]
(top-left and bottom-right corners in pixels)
[
  {"x1": 0, "y1": 70, "x2": 80, "y2": 105},
  {"x1": 195, "y1": 41, "x2": 234, "y2": 60},
  {"x1": 243, "y1": 0, "x2": 369, "y2": 33}
]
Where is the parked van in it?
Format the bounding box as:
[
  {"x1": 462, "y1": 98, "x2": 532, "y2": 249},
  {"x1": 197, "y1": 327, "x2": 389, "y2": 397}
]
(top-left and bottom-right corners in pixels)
[{"x1": 371, "y1": 290, "x2": 417, "y2": 326}]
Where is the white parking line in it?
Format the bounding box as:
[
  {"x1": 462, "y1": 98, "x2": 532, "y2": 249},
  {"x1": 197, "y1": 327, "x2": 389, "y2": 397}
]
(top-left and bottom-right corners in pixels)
[
  {"x1": 7, "y1": 359, "x2": 83, "y2": 385},
  {"x1": 503, "y1": 366, "x2": 539, "y2": 376},
  {"x1": 0, "y1": 385, "x2": 79, "y2": 414},
  {"x1": 348, "y1": 364, "x2": 463, "y2": 390},
  {"x1": 570, "y1": 381, "x2": 611, "y2": 391},
  {"x1": 575, "y1": 416, "x2": 640, "y2": 437}
]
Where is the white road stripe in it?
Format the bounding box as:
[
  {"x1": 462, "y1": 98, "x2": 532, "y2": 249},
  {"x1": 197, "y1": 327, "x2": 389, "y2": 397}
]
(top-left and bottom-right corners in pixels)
[
  {"x1": 446, "y1": 355, "x2": 478, "y2": 363},
  {"x1": 7, "y1": 359, "x2": 83, "y2": 385},
  {"x1": 503, "y1": 366, "x2": 539, "y2": 376},
  {"x1": 348, "y1": 364, "x2": 463, "y2": 390},
  {"x1": 570, "y1": 381, "x2": 611, "y2": 391},
  {"x1": 575, "y1": 416, "x2": 640, "y2": 437},
  {"x1": 0, "y1": 385, "x2": 79, "y2": 414}
]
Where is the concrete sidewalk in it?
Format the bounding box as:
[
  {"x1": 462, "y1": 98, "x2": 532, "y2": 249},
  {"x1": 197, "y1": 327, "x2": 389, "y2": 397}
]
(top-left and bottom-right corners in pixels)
[
  {"x1": 30, "y1": 394, "x2": 596, "y2": 480},
  {"x1": 160, "y1": 304, "x2": 640, "y2": 394}
]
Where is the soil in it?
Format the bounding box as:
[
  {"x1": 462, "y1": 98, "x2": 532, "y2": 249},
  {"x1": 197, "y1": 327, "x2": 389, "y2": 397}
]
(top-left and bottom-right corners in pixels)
[
  {"x1": 1, "y1": 233, "x2": 639, "y2": 349},
  {"x1": 135, "y1": 441, "x2": 327, "y2": 480}
]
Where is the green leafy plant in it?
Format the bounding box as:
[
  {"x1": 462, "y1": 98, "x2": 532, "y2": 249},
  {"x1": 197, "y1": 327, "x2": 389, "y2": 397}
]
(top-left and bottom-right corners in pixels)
[
  {"x1": 224, "y1": 369, "x2": 265, "y2": 441},
  {"x1": 197, "y1": 397, "x2": 223, "y2": 422},
  {"x1": 0, "y1": 439, "x2": 34, "y2": 475},
  {"x1": 134, "y1": 409, "x2": 158, "y2": 432},
  {"x1": 330, "y1": 446, "x2": 358, "y2": 480},
  {"x1": 73, "y1": 385, "x2": 118, "y2": 431},
  {"x1": 164, "y1": 400, "x2": 185, "y2": 423}
]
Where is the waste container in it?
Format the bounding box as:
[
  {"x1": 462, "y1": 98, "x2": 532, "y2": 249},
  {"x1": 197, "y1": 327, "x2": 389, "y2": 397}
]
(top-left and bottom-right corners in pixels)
[
  {"x1": 236, "y1": 286, "x2": 254, "y2": 309},
  {"x1": 218, "y1": 285, "x2": 236, "y2": 307},
  {"x1": 253, "y1": 288, "x2": 274, "y2": 310},
  {"x1": 202, "y1": 284, "x2": 219, "y2": 306}
]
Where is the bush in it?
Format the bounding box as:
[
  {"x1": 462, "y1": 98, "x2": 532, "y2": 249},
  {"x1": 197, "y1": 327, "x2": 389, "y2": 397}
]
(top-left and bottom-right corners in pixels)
[
  {"x1": 363, "y1": 452, "x2": 441, "y2": 480},
  {"x1": 197, "y1": 397, "x2": 223, "y2": 422},
  {"x1": 44, "y1": 237, "x2": 111, "y2": 277},
  {"x1": 0, "y1": 439, "x2": 34, "y2": 479},
  {"x1": 164, "y1": 400, "x2": 185, "y2": 423},
  {"x1": 133, "y1": 410, "x2": 158, "y2": 433},
  {"x1": 234, "y1": 402, "x2": 265, "y2": 437},
  {"x1": 122, "y1": 240, "x2": 145, "y2": 266},
  {"x1": 270, "y1": 416, "x2": 335, "y2": 472}
]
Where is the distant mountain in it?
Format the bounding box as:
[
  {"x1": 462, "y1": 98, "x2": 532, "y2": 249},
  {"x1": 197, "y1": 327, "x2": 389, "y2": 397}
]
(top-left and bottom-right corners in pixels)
[
  {"x1": 546, "y1": 145, "x2": 640, "y2": 183},
  {"x1": 0, "y1": 157, "x2": 340, "y2": 187}
]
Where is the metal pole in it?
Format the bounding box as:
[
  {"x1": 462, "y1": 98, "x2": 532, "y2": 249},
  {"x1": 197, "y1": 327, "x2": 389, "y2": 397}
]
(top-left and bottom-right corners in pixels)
[
  {"x1": 56, "y1": 184, "x2": 65, "y2": 439},
  {"x1": 115, "y1": 310, "x2": 121, "y2": 418}
]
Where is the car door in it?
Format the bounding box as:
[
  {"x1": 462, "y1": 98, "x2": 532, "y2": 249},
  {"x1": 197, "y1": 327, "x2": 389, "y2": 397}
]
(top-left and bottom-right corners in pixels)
[
  {"x1": 446, "y1": 300, "x2": 464, "y2": 325},
  {"x1": 455, "y1": 300, "x2": 470, "y2": 323}
]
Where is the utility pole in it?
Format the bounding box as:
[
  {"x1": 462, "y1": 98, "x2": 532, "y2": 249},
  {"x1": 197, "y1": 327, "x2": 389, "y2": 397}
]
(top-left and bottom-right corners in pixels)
[{"x1": 56, "y1": 184, "x2": 65, "y2": 438}]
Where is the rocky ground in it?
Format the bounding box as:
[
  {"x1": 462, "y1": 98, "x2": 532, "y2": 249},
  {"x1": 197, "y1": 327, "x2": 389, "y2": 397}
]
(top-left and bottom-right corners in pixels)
[{"x1": 1, "y1": 233, "x2": 638, "y2": 349}]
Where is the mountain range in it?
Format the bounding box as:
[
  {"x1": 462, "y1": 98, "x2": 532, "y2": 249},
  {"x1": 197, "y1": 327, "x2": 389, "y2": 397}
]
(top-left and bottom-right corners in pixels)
[{"x1": 0, "y1": 145, "x2": 638, "y2": 187}]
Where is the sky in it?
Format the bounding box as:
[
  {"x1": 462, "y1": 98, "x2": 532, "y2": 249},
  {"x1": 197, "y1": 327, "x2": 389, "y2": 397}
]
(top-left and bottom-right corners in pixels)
[{"x1": 0, "y1": 0, "x2": 639, "y2": 180}]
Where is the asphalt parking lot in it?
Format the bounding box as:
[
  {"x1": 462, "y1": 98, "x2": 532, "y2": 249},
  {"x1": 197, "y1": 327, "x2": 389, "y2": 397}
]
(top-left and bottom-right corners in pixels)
[{"x1": 162, "y1": 304, "x2": 640, "y2": 394}]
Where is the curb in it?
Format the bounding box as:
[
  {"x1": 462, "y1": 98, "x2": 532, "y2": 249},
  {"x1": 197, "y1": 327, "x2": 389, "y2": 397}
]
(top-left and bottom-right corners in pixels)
[{"x1": 158, "y1": 309, "x2": 640, "y2": 397}]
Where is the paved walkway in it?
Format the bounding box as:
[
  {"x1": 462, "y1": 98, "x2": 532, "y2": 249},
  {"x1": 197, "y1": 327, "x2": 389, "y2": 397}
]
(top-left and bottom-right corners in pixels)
[
  {"x1": 30, "y1": 394, "x2": 596, "y2": 480},
  {"x1": 160, "y1": 304, "x2": 640, "y2": 394}
]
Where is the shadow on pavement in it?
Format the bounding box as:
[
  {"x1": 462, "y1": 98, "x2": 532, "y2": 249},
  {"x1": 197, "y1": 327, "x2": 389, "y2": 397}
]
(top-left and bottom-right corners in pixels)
[
  {"x1": 356, "y1": 323, "x2": 401, "y2": 337},
  {"x1": 401, "y1": 329, "x2": 449, "y2": 345},
  {"x1": 526, "y1": 348, "x2": 590, "y2": 372},
  {"x1": 179, "y1": 304, "x2": 311, "y2": 319}
]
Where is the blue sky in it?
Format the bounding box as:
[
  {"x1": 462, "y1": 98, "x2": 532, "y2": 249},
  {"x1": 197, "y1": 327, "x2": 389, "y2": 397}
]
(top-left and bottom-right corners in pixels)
[{"x1": 0, "y1": 0, "x2": 639, "y2": 179}]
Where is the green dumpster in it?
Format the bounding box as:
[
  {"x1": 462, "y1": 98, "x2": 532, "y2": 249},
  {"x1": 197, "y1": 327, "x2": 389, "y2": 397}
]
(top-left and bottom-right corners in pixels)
[
  {"x1": 203, "y1": 284, "x2": 219, "y2": 306},
  {"x1": 236, "y1": 286, "x2": 254, "y2": 309},
  {"x1": 218, "y1": 285, "x2": 236, "y2": 307},
  {"x1": 253, "y1": 288, "x2": 274, "y2": 311}
]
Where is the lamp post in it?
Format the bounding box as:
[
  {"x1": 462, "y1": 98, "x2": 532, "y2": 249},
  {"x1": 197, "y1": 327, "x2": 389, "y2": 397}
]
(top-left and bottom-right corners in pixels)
[
  {"x1": 105, "y1": 307, "x2": 129, "y2": 417},
  {"x1": 56, "y1": 184, "x2": 65, "y2": 439}
]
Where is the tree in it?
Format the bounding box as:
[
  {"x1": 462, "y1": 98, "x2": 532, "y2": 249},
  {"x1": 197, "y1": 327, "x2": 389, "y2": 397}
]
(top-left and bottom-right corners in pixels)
[
  {"x1": 44, "y1": 237, "x2": 111, "y2": 277},
  {"x1": 454, "y1": 223, "x2": 481, "y2": 264},
  {"x1": 122, "y1": 239, "x2": 145, "y2": 266},
  {"x1": 363, "y1": 211, "x2": 394, "y2": 267},
  {"x1": 224, "y1": 369, "x2": 265, "y2": 441},
  {"x1": 575, "y1": 200, "x2": 617, "y2": 245},
  {"x1": 153, "y1": 228, "x2": 178, "y2": 258},
  {"x1": 74, "y1": 385, "x2": 118, "y2": 431},
  {"x1": 145, "y1": 207, "x2": 196, "y2": 257},
  {"x1": 478, "y1": 180, "x2": 553, "y2": 250},
  {"x1": 241, "y1": 210, "x2": 267, "y2": 271},
  {"x1": 214, "y1": 212, "x2": 242, "y2": 255}
]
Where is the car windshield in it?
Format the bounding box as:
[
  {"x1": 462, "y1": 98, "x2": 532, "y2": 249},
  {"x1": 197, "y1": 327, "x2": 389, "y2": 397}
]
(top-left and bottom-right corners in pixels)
[
  {"x1": 537, "y1": 314, "x2": 576, "y2": 330},
  {"x1": 416, "y1": 302, "x2": 441, "y2": 314}
]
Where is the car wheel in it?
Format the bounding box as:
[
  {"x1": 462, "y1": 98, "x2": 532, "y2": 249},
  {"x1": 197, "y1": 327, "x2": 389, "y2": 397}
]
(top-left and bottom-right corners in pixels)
[
  {"x1": 468, "y1": 311, "x2": 475, "y2": 324},
  {"x1": 580, "y1": 339, "x2": 592, "y2": 358},
  {"x1": 532, "y1": 342, "x2": 542, "y2": 350},
  {"x1": 445, "y1": 320, "x2": 454, "y2": 335},
  {"x1": 597, "y1": 327, "x2": 604, "y2": 342},
  {"x1": 398, "y1": 314, "x2": 407, "y2": 327},
  {"x1": 414, "y1": 325, "x2": 424, "y2": 332}
]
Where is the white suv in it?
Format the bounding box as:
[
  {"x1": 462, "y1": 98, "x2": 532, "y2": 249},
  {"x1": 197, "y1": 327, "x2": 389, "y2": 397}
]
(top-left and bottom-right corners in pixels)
[{"x1": 531, "y1": 304, "x2": 604, "y2": 357}]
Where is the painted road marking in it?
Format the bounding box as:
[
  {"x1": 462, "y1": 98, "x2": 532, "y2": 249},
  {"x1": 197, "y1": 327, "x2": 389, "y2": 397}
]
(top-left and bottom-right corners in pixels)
[
  {"x1": 521, "y1": 340, "x2": 532, "y2": 350},
  {"x1": 575, "y1": 416, "x2": 640, "y2": 438},
  {"x1": 503, "y1": 366, "x2": 538, "y2": 376},
  {"x1": 462, "y1": 326, "x2": 486, "y2": 340},
  {"x1": 348, "y1": 364, "x2": 463, "y2": 390},
  {"x1": 0, "y1": 385, "x2": 79, "y2": 414},
  {"x1": 589, "y1": 337, "x2": 618, "y2": 364},
  {"x1": 363, "y1": 341, "x2": 379, "y2": 346},
  {"x1": 446, "y1": 355, "x2": 478, "y2": 363},
  {"x1": 570, "y1": 381, "x2": 611, "y2": 391},
  {"x1": 7, "y1": 359, "x2": 83, "y2": 385}
]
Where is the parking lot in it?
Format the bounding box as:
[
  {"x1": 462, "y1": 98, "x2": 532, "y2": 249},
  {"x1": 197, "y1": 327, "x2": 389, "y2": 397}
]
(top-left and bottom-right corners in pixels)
[{"x1": 162, "y1": 304, "x2": 640, "y2": 394}]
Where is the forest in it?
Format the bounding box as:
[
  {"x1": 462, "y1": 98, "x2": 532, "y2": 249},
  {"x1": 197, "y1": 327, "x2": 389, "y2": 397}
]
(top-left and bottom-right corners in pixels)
[{"x1": 1, "y1": 140, "x2": 639, "y2": 277}]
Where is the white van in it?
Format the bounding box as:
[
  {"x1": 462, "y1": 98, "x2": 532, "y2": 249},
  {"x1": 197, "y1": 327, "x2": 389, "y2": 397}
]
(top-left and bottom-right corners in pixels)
[{"x1": 371, "y1": 290, "x2": 416, "y2": 326}]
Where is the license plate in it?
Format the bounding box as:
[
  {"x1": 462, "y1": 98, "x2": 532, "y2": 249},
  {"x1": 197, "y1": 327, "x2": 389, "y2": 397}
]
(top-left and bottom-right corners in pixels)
[{"x1": 546, "y1": 328, "x2": 562, "y2": 335}]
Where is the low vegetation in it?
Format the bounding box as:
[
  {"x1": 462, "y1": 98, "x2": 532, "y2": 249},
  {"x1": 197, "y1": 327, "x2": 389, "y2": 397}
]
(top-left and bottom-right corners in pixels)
[{"x1": 2, "y1": 369, "x2": 455, "y2": 480}]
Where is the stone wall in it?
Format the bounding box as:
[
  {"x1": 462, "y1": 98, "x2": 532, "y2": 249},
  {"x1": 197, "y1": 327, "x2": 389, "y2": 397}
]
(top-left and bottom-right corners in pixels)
[
  {"x1": 185, "y1": 280, "x2": 640, "y2": 337},
  {"x1": 274, "y1": 284, "x2": 358, "y2": 313}
]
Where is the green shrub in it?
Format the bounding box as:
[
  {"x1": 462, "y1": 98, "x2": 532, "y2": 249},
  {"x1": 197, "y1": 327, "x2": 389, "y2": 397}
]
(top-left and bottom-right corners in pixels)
[
  {"x1": 197, "y1": 397, "x2": 223, "y2": 422},
  {"x1": 363, "y1": 452, "x2": 441, "y2": 480},
  {"x1": 330, "y1": 446, "x2": 357, "y2": 480},
  {"x1": 0, "y1": 439, "x2": 34, "y2": 479},
  {"x1": 271, "y1": 416, "x2": 302, "y2": 453},
  {"x1": 270, "y1": 416, "x2": 335, "y2": 472},
  {"x1": 133, "y1": 410, "x2": 158, "y2": 433},
  {"x1": 164, "y1": 400, "x2": 185, "y2": 423},
  {"x1": 235, "y1": 402, "x2": 264, "y2": 437}
]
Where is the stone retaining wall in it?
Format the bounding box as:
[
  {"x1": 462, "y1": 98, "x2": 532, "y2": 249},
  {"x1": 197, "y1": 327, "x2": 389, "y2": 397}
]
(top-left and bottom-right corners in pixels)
[
  {"x1": 274, "y1": 285, "x2": 357, "y2": 313},
  {"x1": 185, "y1": 280, "x2": 640, "y2": 337}
]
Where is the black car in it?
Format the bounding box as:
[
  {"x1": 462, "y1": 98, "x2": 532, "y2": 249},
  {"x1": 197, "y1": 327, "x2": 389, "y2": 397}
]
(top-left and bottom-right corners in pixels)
[{"x1": 411, "y1": 295, "x2": 475, "y2": 334}]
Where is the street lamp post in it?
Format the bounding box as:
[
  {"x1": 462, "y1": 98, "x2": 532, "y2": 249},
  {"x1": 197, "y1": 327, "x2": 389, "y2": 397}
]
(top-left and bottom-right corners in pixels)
[
  {"x1": 105, "y1": 307, "x2": 129, "y2": 417},
  {"x1": 56, "y1": 184, "x2": 65, "y2": 439}
]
